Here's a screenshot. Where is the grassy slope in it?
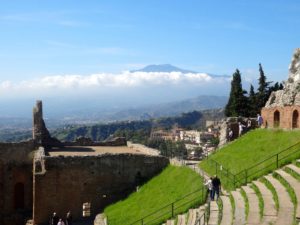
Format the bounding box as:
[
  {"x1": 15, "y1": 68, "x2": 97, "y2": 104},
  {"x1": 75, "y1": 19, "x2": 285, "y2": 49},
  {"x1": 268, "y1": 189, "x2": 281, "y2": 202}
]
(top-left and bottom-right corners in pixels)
[
  {"x1": 104, "y1": 165, "x2": 205, "y2": 225},
  {"x1": 200, "y1": 129, "x2": 300, "y2": 189}
]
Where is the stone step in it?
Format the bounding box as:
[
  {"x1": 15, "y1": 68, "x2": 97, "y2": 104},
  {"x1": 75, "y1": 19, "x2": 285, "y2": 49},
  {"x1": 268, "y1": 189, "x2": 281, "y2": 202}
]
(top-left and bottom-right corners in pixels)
[
  {"x1": 166, "y1": 219, "x2": 175, "y2": 225},
  {"x1": 187, "y1": 208, "x2": 197, "y2": 225},
  {"x1": 286, "y1": 164, "x2": 300, "y2": 176},
  {"x1": 276, "y1": 169, "x2": 300, "y2": 220},
  {"x1": 231, "y1": 189, "x2": 246, "y2": 225},
  {"x1": 177, "y1": 214, "x2": 186, "y2": 225},
  {"x1": 220, "y1": 195, "x2": 233, "y2": 225},
  {"x1": 264, "y1": 174, "x2": 294, "y2": 225},
  {"x1": 241, "y1": 185, "x2": 260, "y2": 224},
  {"x1": 208, "y1": 200, "x2": 219, "y2": 225},
  {"x1": 196, "y1": 205, "x2": 207, "y2": 225},
  {"x1": 252, "y1": 180, "x2": 277, "y2": 225}
]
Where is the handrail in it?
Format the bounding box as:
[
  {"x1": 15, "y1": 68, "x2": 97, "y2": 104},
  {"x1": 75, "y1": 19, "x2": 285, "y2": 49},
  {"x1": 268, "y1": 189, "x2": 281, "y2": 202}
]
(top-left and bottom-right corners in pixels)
[
  {"x1": 124, "y1": 185, "x2": 207, "y2": 225},
  {"x1": 236, "y1": 140, "x2": 300, "y2": 176},
  {"x1": 207, "y1": 140, "x2": 300, "y2": 189}
]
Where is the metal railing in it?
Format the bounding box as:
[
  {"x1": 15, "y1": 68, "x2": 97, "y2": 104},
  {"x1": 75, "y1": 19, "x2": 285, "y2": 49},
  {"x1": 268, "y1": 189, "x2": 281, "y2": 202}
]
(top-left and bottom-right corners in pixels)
[
  {"x1": 130, "y1": 187, "x2": 207, "y2": 225},
  {"x1": 107, "y1": 186, "x2": 207, "y2": 225},
  {"x1": 207, "y1": 141, "x2": 300, "y2": 189}
]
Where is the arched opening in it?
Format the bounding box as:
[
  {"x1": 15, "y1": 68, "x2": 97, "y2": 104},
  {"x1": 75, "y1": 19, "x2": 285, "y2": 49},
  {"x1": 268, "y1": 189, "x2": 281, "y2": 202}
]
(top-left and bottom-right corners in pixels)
[
  {"x1": 14, "y1": 182, "x2": 24, "y2": 209},
  {"x1": 292, "y1": 110, "x2": 299, "y2": 128},
  {"x1": 274, "y1": 111, "x2": 280, "y2": 128}
]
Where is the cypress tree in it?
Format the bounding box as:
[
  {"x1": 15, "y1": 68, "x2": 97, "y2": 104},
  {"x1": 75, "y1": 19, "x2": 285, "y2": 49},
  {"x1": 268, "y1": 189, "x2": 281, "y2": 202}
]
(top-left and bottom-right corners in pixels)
[
  {"x1": 248, "y1": 84, "x2": 257, "y2": 116},
  {"x1": 257, "y1": 63, "x2": 270, "y2": 109},
  {"x1": 225, "y1": 69, "x2": 247, "y2": 117}
]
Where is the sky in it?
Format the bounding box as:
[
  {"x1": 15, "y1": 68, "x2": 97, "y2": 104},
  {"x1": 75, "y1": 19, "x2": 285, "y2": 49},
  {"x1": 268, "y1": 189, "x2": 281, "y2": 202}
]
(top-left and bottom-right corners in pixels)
[{"x1": 0, "y1": 0, "x2": 299, "y2": 109}]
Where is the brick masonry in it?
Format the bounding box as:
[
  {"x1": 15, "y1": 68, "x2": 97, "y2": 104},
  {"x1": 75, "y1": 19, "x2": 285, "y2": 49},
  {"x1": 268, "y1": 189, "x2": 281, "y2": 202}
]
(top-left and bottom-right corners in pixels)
[
  {"x1": 33, "y1": 152, "x2": 169, "y2": 224},
  {"x1": 261, "y1": 106, "x2": 300, "y2": 129}
]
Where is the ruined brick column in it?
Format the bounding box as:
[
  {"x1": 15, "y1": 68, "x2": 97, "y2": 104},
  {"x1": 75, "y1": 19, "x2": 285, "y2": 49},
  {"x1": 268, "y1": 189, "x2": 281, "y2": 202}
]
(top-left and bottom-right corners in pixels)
[{"x1": 33, "y1": 100, "x2": 43, "y2": 144}]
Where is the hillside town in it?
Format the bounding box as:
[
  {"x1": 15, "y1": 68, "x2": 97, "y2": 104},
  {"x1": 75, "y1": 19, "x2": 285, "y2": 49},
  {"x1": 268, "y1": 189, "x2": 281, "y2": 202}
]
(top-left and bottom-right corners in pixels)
[{"x1": 150, "y1": 121, "x2": 220, "y2": 160}]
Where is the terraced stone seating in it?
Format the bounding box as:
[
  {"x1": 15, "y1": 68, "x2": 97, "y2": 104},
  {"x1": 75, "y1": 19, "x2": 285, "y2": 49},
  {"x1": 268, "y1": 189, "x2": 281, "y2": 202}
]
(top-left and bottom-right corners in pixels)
[{"x1": 162, "y1": 160, "x2": 300, "y2": 225}]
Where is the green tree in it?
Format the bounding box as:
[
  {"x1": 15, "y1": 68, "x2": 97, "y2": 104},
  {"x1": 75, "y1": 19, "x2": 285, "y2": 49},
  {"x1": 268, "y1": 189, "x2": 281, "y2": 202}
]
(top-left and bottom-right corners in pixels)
[
  {"x1": 248, "y1": 84, "x2": 257, "y2": 116},
  {"x1": 225, "y1": 69, "x2": 248, "y2": 117},
  {"x1": 257, "y1": 63, "x2": 271, "y2": 110}
]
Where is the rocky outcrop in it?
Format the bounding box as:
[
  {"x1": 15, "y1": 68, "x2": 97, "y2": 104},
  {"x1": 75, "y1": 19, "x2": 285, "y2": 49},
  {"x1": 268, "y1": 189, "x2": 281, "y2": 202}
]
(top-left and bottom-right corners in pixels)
[{"x1": 265, "y1": 48, "x2": 300, "y2": 108}]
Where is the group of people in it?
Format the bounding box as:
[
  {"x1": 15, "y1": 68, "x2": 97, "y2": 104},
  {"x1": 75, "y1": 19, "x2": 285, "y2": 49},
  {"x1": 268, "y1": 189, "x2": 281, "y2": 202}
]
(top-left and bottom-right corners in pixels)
[
  {"x1": 228, "y1": 114, "x2": 264, "y2": 141},
  {"x1": 205, "y1": 175, "x2": 221, "y2": 201},
  {"x1": 50, "y1": 211, "x2": 72, "y2": 225}
]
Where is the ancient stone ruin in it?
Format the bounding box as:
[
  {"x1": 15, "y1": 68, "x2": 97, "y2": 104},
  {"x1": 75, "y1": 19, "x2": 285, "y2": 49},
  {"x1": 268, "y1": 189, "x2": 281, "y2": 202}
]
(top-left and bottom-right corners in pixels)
[
  {"x1": 0, "y1": 101, "x2": 169, "y2": 225},
  {"x1": 262, "y1": 48, "x2": 300, "y2": 128}
]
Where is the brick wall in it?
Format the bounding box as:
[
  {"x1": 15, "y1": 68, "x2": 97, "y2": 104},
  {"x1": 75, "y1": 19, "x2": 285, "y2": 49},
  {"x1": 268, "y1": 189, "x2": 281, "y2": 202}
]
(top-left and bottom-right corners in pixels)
[
  {"x1": 261, "y1": 106, "x2": 300, "y2": 129},
  {"x1": 0, "y1": 140, "x2": 35, "y2": 225},
  {"x1": 33, "y1": 154, "x2": 169, "y2": 225}
]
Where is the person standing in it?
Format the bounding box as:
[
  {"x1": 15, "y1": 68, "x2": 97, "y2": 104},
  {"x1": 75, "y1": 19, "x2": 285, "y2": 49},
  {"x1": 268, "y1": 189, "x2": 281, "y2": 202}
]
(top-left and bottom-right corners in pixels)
[
  {"x1": 212, "y1": 175, "x2": 221, "y2": 200},
  {"x1": 57, "y1": 218, "x2": 65, "y2": 225},
  {"x1": 228, "y1": 128, "x2": 233, "y2": 141},
  {"x1": 238, "y1": 122, "x2": 246, "y2": 137},
  {"x1": 257, "y1": 114, "x2": 263, "y2": 127},
  {"x1": 50, "y1": 212, "x2": 59, "y2": 225},
  {"x1": 205, "y1": 177, "x2": 214, "y2": 201},
  {"x1": 66, "y1": 211, "x2": 73, "y2": 225},
  {"x1": 247, "y1": 119, "x2": 252, "y2": 131}
]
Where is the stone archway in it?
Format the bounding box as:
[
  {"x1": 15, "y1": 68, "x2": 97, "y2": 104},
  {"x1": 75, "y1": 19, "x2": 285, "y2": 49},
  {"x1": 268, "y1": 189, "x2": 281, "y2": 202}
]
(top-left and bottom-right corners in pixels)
[
  {"x1": 293, "y1": 110, "x2": 299, "y2": 128},
  {"x1": 274, "y1": 110, "x2": 280, "y2": 128},
  {"x1": 14, "y1": 182, "x2": 24, "y2": 209}
]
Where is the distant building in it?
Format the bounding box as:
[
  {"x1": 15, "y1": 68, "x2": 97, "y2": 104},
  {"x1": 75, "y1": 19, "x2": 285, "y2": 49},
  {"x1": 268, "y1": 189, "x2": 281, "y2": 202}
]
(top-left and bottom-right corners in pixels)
[{"x1": 180, "y1": 130, "x2": 201, "y2": 144}]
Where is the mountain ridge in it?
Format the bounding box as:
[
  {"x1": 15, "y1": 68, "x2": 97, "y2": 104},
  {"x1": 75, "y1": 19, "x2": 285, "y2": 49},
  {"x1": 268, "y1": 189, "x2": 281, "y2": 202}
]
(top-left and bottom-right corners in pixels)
[{"x1": 131, "y1": 64, "x2": 230, "y2": 78}]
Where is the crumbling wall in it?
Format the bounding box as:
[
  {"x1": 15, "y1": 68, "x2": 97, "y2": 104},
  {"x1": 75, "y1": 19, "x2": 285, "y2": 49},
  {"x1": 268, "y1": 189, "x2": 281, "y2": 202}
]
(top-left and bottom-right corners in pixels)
[
  {"x1": 33, "y1": 153, "x2": 169, "y2": 225},
  {"x1": 32, "y1": 100, "x2": 62, "y2": 149},
  {"x1": 0, "y1": 140, "x2": 35, "y2": 225},
  {"x1": 218, "y1": 117, "x2": 257, "y2": 147}
]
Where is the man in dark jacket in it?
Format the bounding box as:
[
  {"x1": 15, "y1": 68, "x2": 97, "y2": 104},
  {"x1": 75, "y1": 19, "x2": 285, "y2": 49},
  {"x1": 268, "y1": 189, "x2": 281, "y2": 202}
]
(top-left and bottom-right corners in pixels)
[
  {"x1": 212, "y1": 175, "x2": 221, "y2": 200},
  {"x1": 50, "y1": 212, "x2": 59, "y2": 225}
]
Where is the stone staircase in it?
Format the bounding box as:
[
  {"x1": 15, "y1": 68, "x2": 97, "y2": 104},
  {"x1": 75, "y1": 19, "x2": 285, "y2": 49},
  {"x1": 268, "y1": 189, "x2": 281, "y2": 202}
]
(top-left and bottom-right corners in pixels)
[{"x1": 162, "y1": 160, "x2": 300, "y2": 225}]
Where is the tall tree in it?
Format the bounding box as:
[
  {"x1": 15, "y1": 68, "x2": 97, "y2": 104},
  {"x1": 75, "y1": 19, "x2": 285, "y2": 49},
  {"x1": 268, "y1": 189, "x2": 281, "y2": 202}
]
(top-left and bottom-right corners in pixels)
[
  {"x1": 248, "y1": 84, "x2": 257, "y2": 116},
  {"x1": 225, "y1": 69, "x2": 248, "y2": 117},
  {"x1": 257, "y1": 63, "x2": 270, "y2": 110}
]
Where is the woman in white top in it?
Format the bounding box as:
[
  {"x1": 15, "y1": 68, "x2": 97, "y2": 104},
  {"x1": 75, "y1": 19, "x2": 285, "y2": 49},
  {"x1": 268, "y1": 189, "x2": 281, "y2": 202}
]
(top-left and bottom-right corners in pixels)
[{"x1": 205, "y1": 177, "x2": 214, "y2": 200}]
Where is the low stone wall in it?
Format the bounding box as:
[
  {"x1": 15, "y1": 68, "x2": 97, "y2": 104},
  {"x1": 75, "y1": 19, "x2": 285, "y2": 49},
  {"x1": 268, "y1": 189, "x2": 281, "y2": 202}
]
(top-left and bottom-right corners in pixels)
[
  {"x1": 127, "y1": 142, "x2": 160, "y2": 156},
  {"x1": 33, "y1": 153, "x2": 169, "y2": 225}
]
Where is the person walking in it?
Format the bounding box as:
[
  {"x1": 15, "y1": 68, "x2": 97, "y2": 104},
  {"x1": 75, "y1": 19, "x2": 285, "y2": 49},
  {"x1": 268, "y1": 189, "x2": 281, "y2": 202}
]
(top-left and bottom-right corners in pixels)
[
  {"x1": 212, "y1": 175, "x2": 221, "y2": 200},
  {"x1": 205, "y1": 177, "x2": 214, "y2": 201}
]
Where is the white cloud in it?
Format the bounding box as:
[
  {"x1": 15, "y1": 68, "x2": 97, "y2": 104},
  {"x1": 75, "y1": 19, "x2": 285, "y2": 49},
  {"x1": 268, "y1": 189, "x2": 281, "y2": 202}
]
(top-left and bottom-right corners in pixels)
[{"x1": 0, "y1": 71, "x2": 231, "y2": 99}]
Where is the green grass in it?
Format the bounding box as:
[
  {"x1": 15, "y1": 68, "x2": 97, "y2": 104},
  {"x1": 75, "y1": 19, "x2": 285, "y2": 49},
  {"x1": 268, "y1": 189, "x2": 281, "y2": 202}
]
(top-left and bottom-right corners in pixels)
[
  {"x1": 229, "y1": 193, "x2": 235, "y2": 223},
  {"x1": 217, "y1": 198, "x2": 223, "y2": 224},
  {"x1": 251, "y1": 183, "x2": 264, "y2": 220},
  {"x1": 104, "y1": 165, "x2": 206, "y2": 225},
  {"x1": 240, "y1": 188, "x2": 249, "y2": 220},
  {"x1": 199, "y1": 129, "x2": 300, "y2": 190},
  {"x1": 260, "y1": 177, "x2": 279, "y2": 211}
]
